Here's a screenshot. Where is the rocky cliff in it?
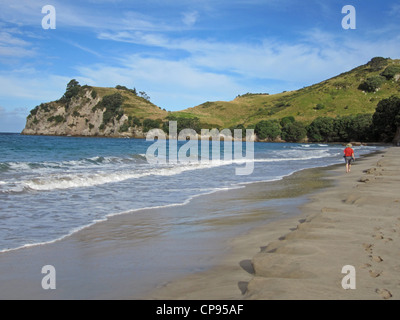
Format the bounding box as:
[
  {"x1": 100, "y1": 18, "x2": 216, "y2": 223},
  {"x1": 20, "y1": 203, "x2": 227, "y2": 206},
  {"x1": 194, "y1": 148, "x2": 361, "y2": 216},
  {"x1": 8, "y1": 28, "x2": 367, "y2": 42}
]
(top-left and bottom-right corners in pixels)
[{"x1": 22, "y1": 81, "x2": 166, "y2": 138}]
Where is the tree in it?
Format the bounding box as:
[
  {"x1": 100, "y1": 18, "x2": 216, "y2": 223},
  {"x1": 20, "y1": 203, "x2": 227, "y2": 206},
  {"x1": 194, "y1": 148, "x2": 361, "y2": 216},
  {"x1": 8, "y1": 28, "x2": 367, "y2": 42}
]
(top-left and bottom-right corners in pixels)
[
  {"x1": 163, "y1": 115, "x2": 201, "y2": 134},
  {"x1": 333, "y1": 116, "x2": 353, "y2": 141},
  {"x1": 61, "y1": 79, "x2": 81, "y2": 103},
  {"x1": 98, "y1": 93, "x2": 125, "y2": 125},
  {"x1": 307, "y1": 117, "x2": 335, "y2": 142},
  {"x1": 143, "y1": 118, "x2": 162, "y2": 132},
  {"x1": 139, "y1": 91, "x2": 150, "y2": 101},
  {"x1": 372, "y1": 96, "x2": 400, "y2": 142},
  {"x1": 349, "y1": 114, "x2": 373, "y2": 141},
  {"x1": 255, "y1": 120, "x2": 281, "y2": 140},
  {"x1": 331, "y1": 115, "x2": 372, "y2": 142},
  {"x1": 229, "y1": 124, "x2": 247, "y2": 138},
  {"x1": 281, "y1": 121, "x2": 307, "y2": 142},
  {"x1": 280, "y1": 116, "x2": 295, "y2": 127}
]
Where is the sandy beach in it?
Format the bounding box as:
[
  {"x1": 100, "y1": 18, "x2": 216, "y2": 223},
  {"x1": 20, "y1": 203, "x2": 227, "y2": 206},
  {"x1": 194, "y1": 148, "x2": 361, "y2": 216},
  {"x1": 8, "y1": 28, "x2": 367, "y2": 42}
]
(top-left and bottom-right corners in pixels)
[
  {"x1": 148, "y1": 146, "x2": 400, "y2": 300},
  {"x1": 0, "y1": 146, "x2": 398, "y2": 300}
]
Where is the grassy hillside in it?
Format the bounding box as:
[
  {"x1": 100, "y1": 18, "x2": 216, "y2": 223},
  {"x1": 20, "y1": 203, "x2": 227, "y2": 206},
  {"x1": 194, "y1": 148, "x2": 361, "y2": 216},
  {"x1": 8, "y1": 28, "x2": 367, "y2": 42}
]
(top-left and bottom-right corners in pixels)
[
  {"x1": 173, "y1": 57, "x2": 400, "y2": 128},
  {"x1": 92, "y1": 86, "x2": 168, "y2": 120}
]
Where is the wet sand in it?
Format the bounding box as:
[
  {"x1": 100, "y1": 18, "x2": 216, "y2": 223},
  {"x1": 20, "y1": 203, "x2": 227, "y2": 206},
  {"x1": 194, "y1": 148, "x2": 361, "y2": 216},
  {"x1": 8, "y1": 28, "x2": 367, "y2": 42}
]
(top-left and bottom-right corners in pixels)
[
  {"x1": 148, "y1": 147, "x2": 400, "y2": 300},
  {"x1": 0, "y1": 155, "x2": 333, "y2": 299}
]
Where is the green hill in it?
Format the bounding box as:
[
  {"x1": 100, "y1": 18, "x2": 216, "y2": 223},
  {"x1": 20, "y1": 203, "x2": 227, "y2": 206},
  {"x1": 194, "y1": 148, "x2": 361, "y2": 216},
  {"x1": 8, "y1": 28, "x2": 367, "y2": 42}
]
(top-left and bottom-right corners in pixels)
[{"x1": 173, "y1": 57, "x2": 400, "y2": 128}]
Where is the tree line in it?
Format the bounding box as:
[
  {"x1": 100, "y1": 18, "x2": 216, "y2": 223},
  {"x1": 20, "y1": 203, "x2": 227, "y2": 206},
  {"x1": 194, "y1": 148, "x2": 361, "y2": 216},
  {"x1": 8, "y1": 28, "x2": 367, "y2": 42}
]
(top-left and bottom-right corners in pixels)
[{"x1": 252, "y1": 95, "x2": 400, "y2": 143}]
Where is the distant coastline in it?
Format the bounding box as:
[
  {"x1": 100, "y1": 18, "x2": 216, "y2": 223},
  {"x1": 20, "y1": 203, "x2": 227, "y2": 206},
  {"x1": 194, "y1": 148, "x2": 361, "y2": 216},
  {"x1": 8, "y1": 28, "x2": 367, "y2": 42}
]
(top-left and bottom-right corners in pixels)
[{"x1": 21, "y1": 58, "x2": 400, "y2": 145}]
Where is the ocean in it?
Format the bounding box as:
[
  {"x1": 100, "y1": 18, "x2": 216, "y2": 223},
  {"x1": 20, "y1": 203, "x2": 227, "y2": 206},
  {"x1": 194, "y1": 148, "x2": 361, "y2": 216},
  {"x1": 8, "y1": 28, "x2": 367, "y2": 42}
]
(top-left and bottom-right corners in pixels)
[{"x1": 0, "y1": 133, "x2": 382, "y2": 253}]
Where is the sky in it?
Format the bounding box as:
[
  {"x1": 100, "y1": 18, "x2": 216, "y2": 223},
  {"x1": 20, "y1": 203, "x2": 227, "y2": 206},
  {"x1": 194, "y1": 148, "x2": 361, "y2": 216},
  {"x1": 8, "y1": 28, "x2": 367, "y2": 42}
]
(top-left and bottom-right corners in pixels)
[{"x1": 0, "y1": 0, "x2": 400, "y2": 132}]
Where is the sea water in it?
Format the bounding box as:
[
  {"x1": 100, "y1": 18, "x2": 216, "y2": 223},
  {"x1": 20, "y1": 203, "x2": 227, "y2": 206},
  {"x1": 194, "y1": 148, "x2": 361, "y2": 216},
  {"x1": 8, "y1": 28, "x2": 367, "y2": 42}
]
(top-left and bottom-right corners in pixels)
[{"x1": 0, "y1": 133, "x2": 382, "y2": 253}]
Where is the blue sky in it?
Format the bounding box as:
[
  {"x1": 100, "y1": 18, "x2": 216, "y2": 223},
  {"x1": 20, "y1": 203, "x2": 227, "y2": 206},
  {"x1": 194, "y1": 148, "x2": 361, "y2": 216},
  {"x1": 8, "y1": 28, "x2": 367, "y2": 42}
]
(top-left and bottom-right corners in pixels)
[{"x1": 0, "y1": 0, "x2": 400, "y2": 132}]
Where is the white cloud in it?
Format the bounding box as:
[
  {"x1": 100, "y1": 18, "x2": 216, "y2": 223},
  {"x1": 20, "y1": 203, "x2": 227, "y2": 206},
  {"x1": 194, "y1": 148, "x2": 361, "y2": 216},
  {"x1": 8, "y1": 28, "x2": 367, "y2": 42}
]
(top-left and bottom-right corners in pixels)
[
  {"x1": 95, "y1": 29, "x2": 362, "y2": 84},
  {"x1": 389, "y1": 3, "x2": 400, "y2": 15},
  {"x1": 75, "y1": 54, "x2": 246, "y2": 109},
  {"x1": 0, "y1": 29, "x2": 36, "y2": 58},
  {"x1": 182, "y1": 11, "x2": 199, "y2": 27}
]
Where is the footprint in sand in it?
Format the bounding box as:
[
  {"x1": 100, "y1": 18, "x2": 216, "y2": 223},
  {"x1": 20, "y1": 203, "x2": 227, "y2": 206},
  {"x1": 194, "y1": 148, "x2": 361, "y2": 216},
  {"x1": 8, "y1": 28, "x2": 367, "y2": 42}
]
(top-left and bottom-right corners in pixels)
[
  {"x1": 370, "y1": 255, "x2": 383, "y2": 263},
  {"x1": 369, "y1": 270, "x2": 382, "y2": 278},
  {"x1": 372, "y1": 233, "x2": 384, "y2": 240},
  {"x1": 363, "y1": 243, "x2": 374, "y2": 254},
  {"x1": 363, "y1": 168, "x2": 377, "y2": 174},
  {"x1": 376, "y1": 289, "x2": 392, "y2": 300}
]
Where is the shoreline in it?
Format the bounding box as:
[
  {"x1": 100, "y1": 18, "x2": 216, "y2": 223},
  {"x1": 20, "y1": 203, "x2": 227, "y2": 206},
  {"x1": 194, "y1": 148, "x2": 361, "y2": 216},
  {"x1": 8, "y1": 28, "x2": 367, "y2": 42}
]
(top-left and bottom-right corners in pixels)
[
  {"x1": 0, "y1": 148, "x2": 349, "y2": 255},
  {"x1": 0, "y1": 147, "x2": 397, "y2": 299},
  {"x1": 14, "y1": 132, "x2": 393, "y2": 147},
  {"x1": 0, "y1": 166, "x2": 323, "y2": 255},
  {"x1": 0, "y1": 153, "x2": 340, "y2": 299},
  {"x1": 147, "y1": 147, "x2": 400, "y2": 300}
]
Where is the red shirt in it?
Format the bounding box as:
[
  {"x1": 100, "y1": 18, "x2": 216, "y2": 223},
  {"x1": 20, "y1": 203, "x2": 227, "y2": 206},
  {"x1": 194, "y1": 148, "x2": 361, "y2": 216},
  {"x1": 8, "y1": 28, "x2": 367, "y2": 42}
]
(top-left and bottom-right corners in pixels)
[{"x1": 344, "y1": 147, "x2": 354, "y2": 157}]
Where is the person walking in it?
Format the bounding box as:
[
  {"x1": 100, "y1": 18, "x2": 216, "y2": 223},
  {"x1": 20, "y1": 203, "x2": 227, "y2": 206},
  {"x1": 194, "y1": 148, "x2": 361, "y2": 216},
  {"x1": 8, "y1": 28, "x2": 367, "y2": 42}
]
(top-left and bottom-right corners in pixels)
[{"x1": 344, "y1": 143, "x2": 355, "y2": 173}]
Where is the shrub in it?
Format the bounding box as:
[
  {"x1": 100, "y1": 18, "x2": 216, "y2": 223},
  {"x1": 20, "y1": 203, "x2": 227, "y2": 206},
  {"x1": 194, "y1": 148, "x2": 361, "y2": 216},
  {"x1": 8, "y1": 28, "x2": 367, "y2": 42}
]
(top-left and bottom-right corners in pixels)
[
  {"x1": 115, "y1": 85, "x2": 137, "y2": 96},
  {"x1": 367, "y1": 57, "x2": 388, "y2": 72},
  {"x1": 128, "y1": 116, "x2": 141, "y2": 127},
  {"x1": 314, "y1": 103, "x2": 325, "y2": 110},
  {"x1": 30, "y1": 106, "x2": 39, "y2": 116},
  {"x1": 96, "y1": 93, "x2": 125, "y2": 125},
  {"x1": 40, "y1": 104, "x2": 50, "y2": 113},
  {"x1": 381, "y1": 65, "x2": 400, "y2": 80},
  {"x1": 47, "y1": 115, "x2": 65, "y2": 124},
  {"x1": 119, "y1": 121, "x2": 130, "y2": 132},
  {"x1": 358, "y1": 76, "x2": 386, "y2": 93},
  {"x1": 143, "y1": 118, "x2": 162, "y2": 132}
]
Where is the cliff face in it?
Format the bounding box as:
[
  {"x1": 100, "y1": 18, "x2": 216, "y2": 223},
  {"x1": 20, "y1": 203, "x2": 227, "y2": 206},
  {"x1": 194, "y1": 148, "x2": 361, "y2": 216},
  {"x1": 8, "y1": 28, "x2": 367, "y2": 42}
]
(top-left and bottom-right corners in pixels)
[{"x1": 22, "y1": 85, "x2": 152, "y2": 138}]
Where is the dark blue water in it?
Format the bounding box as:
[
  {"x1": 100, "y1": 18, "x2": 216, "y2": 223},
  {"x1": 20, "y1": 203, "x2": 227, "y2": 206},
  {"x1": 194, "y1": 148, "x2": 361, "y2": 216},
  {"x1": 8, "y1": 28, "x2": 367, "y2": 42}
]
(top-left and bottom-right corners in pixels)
[{"x1": 0, "y1": 133, "x2": 382, "y2": 252}]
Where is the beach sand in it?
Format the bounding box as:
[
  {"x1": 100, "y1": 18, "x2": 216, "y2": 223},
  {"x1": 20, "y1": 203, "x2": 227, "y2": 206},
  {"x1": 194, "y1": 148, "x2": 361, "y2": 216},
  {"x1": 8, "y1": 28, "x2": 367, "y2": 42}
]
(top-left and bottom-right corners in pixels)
[
  {"x1": 148, "y1": 146, "x2": 400, "y2": 300},
  {"x1": 0, "y1": 146, "x2": 399, "y2": 300}
]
